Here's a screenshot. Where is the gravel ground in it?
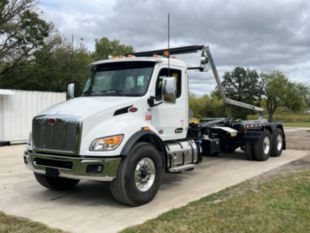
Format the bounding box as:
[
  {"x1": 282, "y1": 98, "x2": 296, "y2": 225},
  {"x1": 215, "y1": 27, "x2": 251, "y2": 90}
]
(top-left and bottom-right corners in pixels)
[{"x1": 285, "y1": 127, "x2": 310, "y2": 150}]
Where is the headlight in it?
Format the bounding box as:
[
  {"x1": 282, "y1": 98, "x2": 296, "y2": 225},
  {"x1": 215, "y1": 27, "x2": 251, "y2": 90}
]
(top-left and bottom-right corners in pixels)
[
  {"x1": 28, "y1": 132, "x2": 32, "y2": 146},
  {"x1": 90, "y1": 135, "x2": 123, "y2": 151}
]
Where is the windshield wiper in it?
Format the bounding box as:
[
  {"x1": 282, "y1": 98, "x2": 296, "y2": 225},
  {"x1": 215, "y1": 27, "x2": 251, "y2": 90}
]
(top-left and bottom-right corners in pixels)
[
  {"x1": 88, "y1": 90, "x2": 124, "y2": 96},
  {"x1": 100, "y1": 90, "x2": 124, "y2": 94}
]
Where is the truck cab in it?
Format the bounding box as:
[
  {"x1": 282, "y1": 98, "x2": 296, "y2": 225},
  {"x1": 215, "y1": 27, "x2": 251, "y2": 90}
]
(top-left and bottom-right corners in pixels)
[{"x1": 24, "y1": 46, "x2": 285, "y2": 206}]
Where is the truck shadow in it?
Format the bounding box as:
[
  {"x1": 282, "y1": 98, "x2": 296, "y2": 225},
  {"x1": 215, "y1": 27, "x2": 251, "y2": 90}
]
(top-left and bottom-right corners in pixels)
[
  {"x1": 160, "y1": 151, "x2": 247, "y2": 188},
  {"x1": 27, "y1": 151, "x2": 248, "y2": 208}
]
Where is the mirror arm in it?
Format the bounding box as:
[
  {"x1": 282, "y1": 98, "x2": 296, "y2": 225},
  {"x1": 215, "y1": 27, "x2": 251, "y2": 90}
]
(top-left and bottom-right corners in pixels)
[
  {"x1": 147, "y1": 96, "x2": 163, "y2": 107},
  {"x1": 152, "y1": 101, "x2": 163, "y2": 107}
]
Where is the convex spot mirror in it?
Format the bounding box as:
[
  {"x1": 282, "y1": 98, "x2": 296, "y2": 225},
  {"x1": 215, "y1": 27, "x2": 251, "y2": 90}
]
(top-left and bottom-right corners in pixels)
[
  {"x1": 67, "y1": 83, "x2": 75, "y2": 100},
  {"x1": 162, "y1": 77, "x2": 176, "y2": 104}
]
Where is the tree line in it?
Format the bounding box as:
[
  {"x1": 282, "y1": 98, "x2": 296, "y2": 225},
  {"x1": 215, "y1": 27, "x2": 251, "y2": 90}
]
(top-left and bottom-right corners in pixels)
[
  {"x1": 1, "y1": 0, "x2": 309, "y2": 121},
  {"x1": 191, "y1": 67, "x2": 310, "y2": 121},
  {"x1": 0, "y1": 0, "x2": 133, "y2": 93}
]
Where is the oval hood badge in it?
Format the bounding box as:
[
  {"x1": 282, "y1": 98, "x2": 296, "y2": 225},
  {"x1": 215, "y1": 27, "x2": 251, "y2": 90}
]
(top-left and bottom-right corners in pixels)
[{"x1": 48, "y1": 118, "x2": 57, "y2": 126}]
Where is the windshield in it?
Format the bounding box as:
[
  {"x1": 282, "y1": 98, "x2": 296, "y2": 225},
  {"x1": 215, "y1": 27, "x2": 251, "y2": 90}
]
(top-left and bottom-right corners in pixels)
[{"x1": 82, "y1": 61, "x2": 155, "y2": 97}]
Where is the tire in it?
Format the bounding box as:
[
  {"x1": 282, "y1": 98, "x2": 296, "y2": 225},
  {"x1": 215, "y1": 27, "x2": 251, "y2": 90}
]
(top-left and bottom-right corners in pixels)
[
  {"x1": 244, "y1": 141, "x2": 254, "y2": 160},
  {"x1": 253, "y1": 130, "x2": 272, "y2": 161},
  {"x1": 110, "y1": 142, "x2": 163, "y2": 206},
  {"x1": 270, "y1": 128, "x2": 284, "y2": 157},
  {"x1": 34, "y1": 173, "x2": 79, "y2": 190}
]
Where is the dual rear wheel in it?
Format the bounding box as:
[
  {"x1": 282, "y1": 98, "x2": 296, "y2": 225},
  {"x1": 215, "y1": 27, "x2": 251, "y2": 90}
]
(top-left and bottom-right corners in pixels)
[{"x1": 246, "y1": 128, "x2": 284, "y2": 161}]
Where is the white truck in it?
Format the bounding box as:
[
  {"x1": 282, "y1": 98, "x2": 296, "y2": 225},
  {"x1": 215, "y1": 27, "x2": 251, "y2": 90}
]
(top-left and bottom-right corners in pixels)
[{"x1": 24, "y1": 45, "x2": 285, "y2": 206}]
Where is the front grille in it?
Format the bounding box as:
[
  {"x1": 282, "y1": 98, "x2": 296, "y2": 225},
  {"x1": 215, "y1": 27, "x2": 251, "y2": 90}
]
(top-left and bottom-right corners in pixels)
[{"x1": 32, "y1": 115, "x2": 81, "y2": 155}]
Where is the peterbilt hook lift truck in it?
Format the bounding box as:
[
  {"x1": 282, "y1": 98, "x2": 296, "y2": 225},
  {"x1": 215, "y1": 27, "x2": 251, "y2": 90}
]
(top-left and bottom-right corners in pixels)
[{"x1": 24, "y1": 45, "x2": 285, "y2": 206}]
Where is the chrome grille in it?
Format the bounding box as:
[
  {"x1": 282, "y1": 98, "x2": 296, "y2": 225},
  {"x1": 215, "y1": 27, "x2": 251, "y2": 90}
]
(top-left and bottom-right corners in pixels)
[{"x1": 32, "y1": 115, "x2": 81, "y2": 155}]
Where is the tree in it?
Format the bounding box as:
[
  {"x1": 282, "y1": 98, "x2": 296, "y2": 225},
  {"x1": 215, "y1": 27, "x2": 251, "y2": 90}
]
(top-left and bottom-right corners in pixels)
[
  {"x1": 261, "y1": 71, "x2": 309, "y2": 121},
  {"x1": 189, "y1": 93, "x2": 227, "y2": 118},
  {"x1": 296, "y1": 83, "x2": 310, "y2": 109},
  {"x1": 0, "y1": 34, "x2": 92, "y2": 92},
  {"x1": 93, "y1": 37, "x2": 133, "y2": 60},
  {"x1": 0, "y1": 0, "x2": 50, "y2": 75},
  {"x1": 221, "y1": 67, "x2": 264, "y2": 119}
]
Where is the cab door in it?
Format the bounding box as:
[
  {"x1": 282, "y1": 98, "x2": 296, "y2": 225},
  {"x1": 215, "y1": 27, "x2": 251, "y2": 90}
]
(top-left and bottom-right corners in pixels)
[{"x1": 151, "y1": 66, "x2": 188, "y2": 141}]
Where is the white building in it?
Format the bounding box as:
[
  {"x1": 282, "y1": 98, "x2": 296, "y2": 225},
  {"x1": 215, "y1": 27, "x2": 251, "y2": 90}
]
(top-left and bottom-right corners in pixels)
[{"x1": 0, "y1": 89, "x2": 66, "y2": 144}]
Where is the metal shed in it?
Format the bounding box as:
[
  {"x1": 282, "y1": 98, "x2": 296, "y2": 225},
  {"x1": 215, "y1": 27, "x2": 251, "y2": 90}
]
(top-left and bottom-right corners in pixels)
[{"x1": 0, "y1": 89, "x2": 66, "y2": 144}]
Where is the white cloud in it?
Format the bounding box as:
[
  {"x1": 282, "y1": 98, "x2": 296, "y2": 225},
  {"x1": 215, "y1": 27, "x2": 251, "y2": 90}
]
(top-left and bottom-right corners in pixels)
[{"x1": 38, "y1": 0, "x2": 310, "y2": 95}]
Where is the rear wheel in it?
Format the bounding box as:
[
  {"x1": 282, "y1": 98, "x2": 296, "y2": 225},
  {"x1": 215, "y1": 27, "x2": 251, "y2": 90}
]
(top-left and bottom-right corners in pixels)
[
  {"x1": 110, "y1": 142, "x2": 163, "y2": 206},
  {"x1": 253, "y1": 130, "x2": 271, "y2": 161},
  {"x1": 34, "y1": 173, "x2": 79, "y2": 190},
  {"x1": 271, "y1": 128, "x2": 284, "y2": 157}
]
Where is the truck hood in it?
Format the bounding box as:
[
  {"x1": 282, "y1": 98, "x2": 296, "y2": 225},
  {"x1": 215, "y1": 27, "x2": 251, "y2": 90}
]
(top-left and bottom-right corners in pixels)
[{"x1": 39, "y1": 96, "x2": 141, "y2": 118}]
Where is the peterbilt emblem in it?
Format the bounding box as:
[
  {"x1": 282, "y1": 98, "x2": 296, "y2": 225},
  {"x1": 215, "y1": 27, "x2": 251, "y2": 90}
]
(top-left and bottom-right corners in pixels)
[{"x1": 47, "y1": 118, "x2": 57, "y2": 126}]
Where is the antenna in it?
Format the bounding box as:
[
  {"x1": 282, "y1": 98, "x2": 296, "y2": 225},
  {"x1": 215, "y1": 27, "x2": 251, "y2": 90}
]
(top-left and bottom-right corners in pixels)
[{"x1": 167, "y1": 13, "x2": 170, "y2": 75}]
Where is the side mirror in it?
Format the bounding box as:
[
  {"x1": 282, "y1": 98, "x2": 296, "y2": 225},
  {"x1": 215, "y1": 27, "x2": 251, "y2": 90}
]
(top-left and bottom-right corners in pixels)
[
  {"x1": 67, "y1": 83, "x2": 75, "y2": 100},
  {"x1": 162, "y1": 77, "x2": 176, "y2": 104}
]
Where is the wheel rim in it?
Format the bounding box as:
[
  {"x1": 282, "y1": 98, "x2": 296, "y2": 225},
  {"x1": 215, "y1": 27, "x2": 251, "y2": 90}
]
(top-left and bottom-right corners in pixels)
[
  {"x1": 134, "y1": 157, "x2": 156, "y2": 192},
  {"x1": 263, "y1": 136, "x2": 271, "y2": 154},
  {"x1": 276, "y1": 134, "x2": 283, "y2": 151}
]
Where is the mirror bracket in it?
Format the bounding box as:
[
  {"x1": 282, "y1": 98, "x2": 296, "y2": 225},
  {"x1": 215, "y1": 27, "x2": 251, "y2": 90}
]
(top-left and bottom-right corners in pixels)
[{"x1": 147, "y1": 96, "x2": 163, "y2": 107}]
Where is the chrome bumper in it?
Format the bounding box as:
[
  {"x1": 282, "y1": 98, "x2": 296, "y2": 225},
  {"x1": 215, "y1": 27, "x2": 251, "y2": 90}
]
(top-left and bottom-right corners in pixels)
[{"x1": 24, "y1": 150, "x2": 121, "y2": 182}]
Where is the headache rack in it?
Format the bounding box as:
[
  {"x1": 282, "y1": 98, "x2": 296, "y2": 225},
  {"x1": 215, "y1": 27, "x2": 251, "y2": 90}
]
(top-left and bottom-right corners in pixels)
[{"x1": 132, "y1": 45, "x2": 265, "y2": 115}]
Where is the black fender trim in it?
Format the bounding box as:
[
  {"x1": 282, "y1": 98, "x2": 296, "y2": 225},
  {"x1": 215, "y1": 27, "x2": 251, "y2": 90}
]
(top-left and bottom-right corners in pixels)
[
  {"x1": 120, "y1": 130, "x2": 167, "y2": 157},
  {"x1": 243, "y1": 130, "x2": 262, "y2": 141},
  {"x1": 243, "y1": 122, "x2": 286, "y2": 149}
]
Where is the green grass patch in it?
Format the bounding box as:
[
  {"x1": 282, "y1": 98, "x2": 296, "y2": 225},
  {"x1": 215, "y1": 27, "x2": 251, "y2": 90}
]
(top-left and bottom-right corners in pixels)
[
  {"x1": 122, "y1": 170, "x2": 310, "y2": 233},
  {"x1": 284, "y1": 122, "x2": 310, "y2": 127},
  {"x1": 0, "y1": 212, "x2": 65, "y2": 233},
  {"x1": 248, "y1": 113, "x2": 310, "y2": 123}
]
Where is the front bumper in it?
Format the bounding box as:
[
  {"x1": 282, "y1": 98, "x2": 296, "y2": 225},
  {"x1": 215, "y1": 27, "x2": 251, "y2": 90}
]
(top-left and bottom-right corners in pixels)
[{"x1": 24, "y1": 150, "x2": 121, "y2": 182}]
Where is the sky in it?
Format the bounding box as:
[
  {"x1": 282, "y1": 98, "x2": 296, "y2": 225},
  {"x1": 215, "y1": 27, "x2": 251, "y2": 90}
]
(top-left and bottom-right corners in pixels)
[{"x1": 38, "y1": 0, "x2": 310, "y2": 95}]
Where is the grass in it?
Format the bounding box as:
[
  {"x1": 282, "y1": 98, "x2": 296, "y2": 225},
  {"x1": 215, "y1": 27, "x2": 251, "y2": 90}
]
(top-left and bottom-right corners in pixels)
[
  {"x1": 284, "y1": 122, "x2": 310, "y2": 127},
  {"x1": 248, "y1": 112, "x2": 310, "y2": 122},
  {"x1": 248, "y1": 112, "x2": 310, "y2": 127},
  {"x1": 122, "y1": 169, "x2": 310, "y2": 233},
  {"x1": 0, "y1": 212, "x2": 65, "y2": 233}
]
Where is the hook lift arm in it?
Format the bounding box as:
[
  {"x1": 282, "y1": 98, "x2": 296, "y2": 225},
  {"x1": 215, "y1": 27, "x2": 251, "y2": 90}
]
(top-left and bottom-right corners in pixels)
[{"x1": 132, "y1": 45, "x2": 265, "y2": 114}]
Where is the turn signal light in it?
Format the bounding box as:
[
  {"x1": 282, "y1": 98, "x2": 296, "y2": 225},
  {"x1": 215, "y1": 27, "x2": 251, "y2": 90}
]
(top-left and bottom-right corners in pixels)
[
  {"x1": 90, "y1": 135, "x2": 124, "y2": 151},
  {"x1": 104, "y1": 135, "x2": 123, "y2": 145}
]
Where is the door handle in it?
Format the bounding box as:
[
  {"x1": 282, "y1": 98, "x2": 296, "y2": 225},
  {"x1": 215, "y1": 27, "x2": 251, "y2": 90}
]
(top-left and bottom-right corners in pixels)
[{"x1": 175, "y1": 128, "x2": 183, "y2": 133}]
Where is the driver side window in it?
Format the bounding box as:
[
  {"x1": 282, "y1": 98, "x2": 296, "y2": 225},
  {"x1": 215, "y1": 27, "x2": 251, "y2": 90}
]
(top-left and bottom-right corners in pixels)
[{"x1": 155, "y1": 68, "x2": 181, "y2": 100}]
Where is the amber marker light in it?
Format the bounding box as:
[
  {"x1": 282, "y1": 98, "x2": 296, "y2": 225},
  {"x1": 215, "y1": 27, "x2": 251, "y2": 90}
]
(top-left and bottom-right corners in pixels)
[
  {"x1": 163, "y1": 50, "x2": 169, "y2": 57},
  {"x1": 90, "y1": 135, "x2": 124, "y2": 151}
]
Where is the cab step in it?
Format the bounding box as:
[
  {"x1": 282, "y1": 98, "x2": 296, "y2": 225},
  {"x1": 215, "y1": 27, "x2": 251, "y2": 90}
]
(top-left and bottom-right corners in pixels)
[{"x1": 168, "y1": 164, "x2": 195, "y2": 173}]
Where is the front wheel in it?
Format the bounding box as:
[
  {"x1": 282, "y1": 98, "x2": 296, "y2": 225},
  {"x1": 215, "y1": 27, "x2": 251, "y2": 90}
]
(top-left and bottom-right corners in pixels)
[
  {"x1": 34, "y1": 173, "x2": 79, "y2": 190},
  {"x1": 110, "y1": 142, "x2": 163, "y2": 206}
]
